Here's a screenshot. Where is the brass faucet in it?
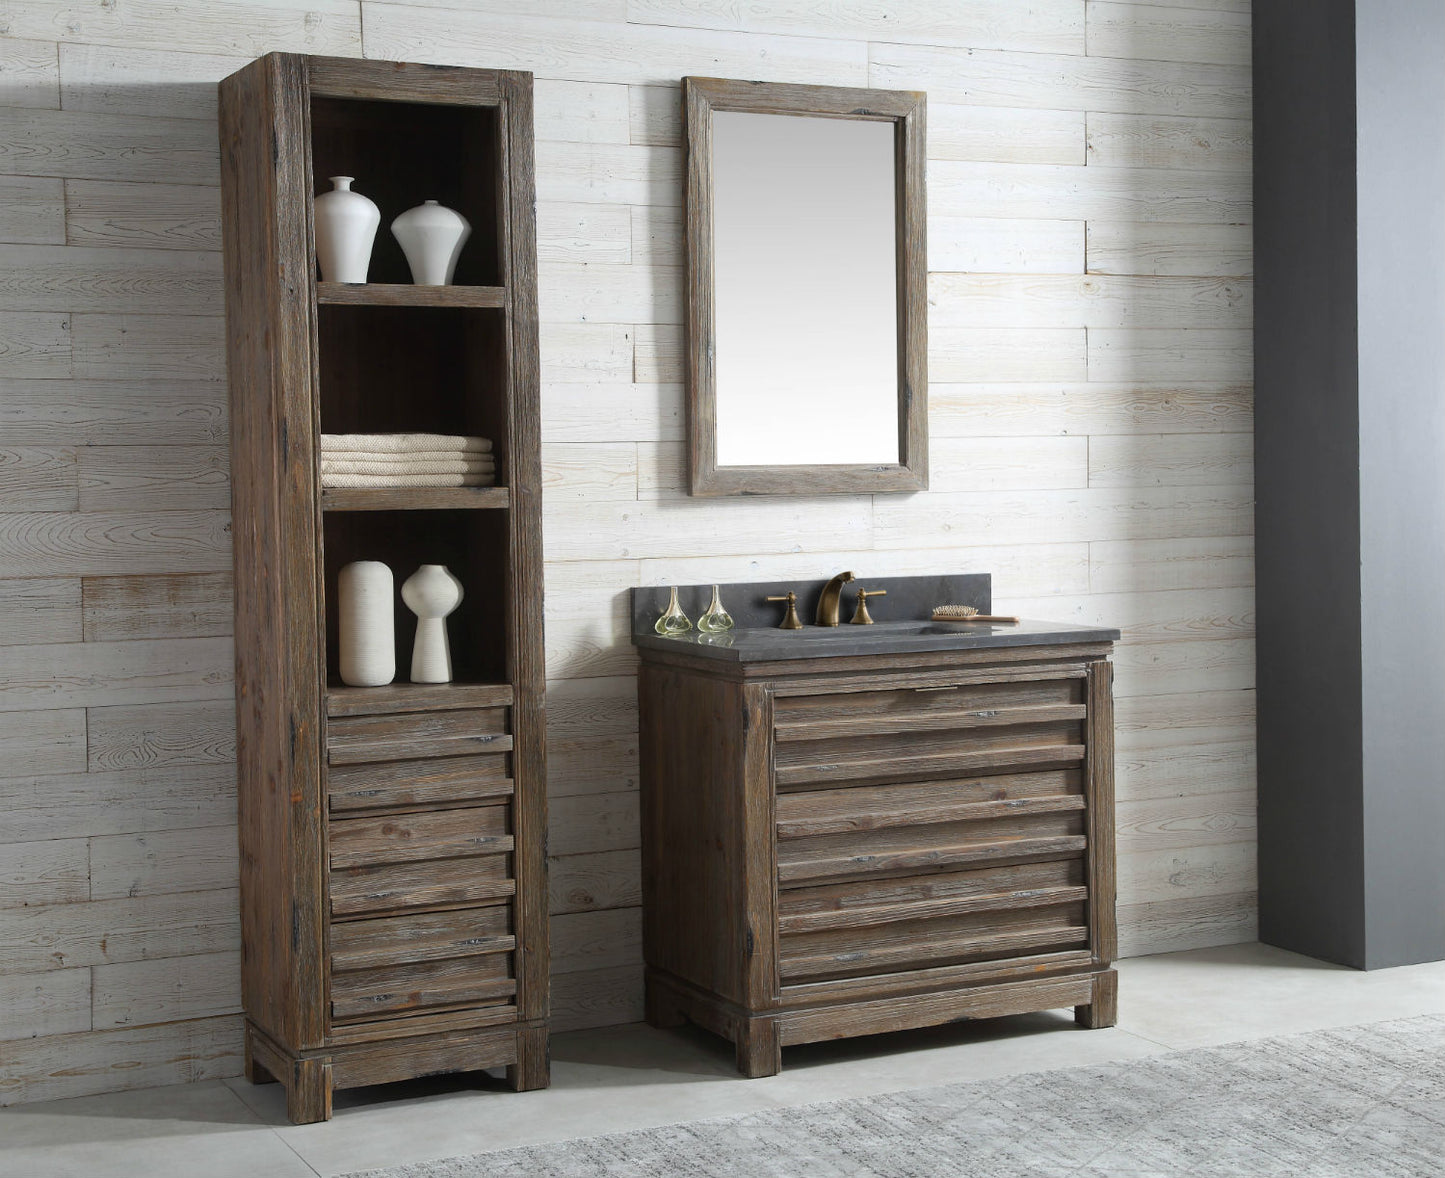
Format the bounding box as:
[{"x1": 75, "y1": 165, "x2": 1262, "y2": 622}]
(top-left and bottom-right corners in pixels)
[{"x1": 815, "y1": 571, "x2": 856, "y2": 626}]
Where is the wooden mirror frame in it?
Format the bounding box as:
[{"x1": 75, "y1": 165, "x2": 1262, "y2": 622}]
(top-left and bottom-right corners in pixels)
[{"x1": 684, "y1": 76, "x2": 928, "y2": 497}]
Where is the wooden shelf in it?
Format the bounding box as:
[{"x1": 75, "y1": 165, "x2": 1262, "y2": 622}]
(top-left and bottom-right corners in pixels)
[
  {"x1": 317, "y1": 282, "x2": 506, "y2": 309},
  {"x1": 327, "y1": 681, "x2": 515, "y2": 717},
  {"x1": 321, "y1": 486, "x2": 510, "y2": 512}
]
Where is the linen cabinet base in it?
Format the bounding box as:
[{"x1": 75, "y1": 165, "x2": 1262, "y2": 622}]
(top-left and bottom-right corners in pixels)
[
  {"x1": 636, "y1": 610, "x2": 1118, "y2": 1077},
  {"x1": 220, "y1": 54, "x2": 548, "y2": 1123}
]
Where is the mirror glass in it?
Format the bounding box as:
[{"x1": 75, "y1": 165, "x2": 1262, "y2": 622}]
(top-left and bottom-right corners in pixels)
[{"x1": 711, "y1": 111, "x2": 899, "y2": 467}]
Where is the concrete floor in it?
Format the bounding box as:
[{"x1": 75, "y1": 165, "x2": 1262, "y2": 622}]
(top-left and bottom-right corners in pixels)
[{"x1": 2, "y1": 943, "x2": 1442, "y2": 1178}]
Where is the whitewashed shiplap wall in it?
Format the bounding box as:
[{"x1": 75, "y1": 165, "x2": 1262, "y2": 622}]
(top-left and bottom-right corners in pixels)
[{"x1": 0, "y1": 0, "x2": 1254, "y2": 1105}]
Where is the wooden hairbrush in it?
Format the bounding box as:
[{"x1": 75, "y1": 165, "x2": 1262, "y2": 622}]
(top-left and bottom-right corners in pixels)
[{"x1": 931, "y1": 604, "x2": 1020, "y2": 624}]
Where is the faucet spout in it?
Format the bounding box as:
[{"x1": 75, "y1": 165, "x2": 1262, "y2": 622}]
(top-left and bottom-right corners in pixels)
[{"x1": 815, "y1": 571, "x2": 856, "y2": 626}]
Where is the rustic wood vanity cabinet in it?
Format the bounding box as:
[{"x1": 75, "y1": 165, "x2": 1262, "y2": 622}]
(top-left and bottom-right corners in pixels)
[
  {"x1": 220, "y1": 54, "x2": 547, "y2": 1122},
  {"x1": 634, "y1": 582, "x2": 1117, "y2": 1076}
]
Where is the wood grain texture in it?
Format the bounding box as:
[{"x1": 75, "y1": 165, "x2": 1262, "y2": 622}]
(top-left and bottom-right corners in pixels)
[
  {"x1": 0, "y1": 888, "x2": 238, "y2": 972},
  {"x1": 74, "y1": 442, "x2": 228, "y2": 511},
  {"x1": 0, "y1": 2, "x2": 1256, "y2": 1103},
  {"x1": 92, "y1": 951, "x2": 241, "y2": 1028},
  {"x1": 0, "y1": 1014, "x2": 241, "y2": 1107},
  {"x1": 641, "y1": 641, "x2": 1115, "y2": 1073},
  {"x1": 63, "y1": 180, "x2": 222, "y2": 252},
  {"x1": 0, "y1": 244, "x2": 222, "y2": 316},
  {"x1": 869, "y1": 41, "x2": 1249, "y2": 119},
  {"x1": 0, "y1": 839, "x2": 90, "y2": 909},
  {"x1": 0, "y1": 378, "x2": 226, "y2": 446},
  {"x1": 56, "y1": 43, "x2": 246, "y2": 121},
  {"x1": 89, "y1": 825, "x2": 238, "y2": 900},
  {"x1": 0, "y1": 969, "x2": 91, "y2": 1042},
  {"x1": 0, "y1": 176, "x2": 64, "y2": 244}
]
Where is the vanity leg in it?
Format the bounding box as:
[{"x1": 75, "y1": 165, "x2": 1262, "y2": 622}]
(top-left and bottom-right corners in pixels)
[
  {"x1": 1075, "y1": 970, "x2": 1118, "y2": 1030},
  {"x1": 507, "y1": 1024, "x2": 550, "y2": 1092},
  {"x1": 735, "y1": 1019, "x2": 781, "y2": 1078},
  {"x1": 287, "y1": 1058, "x2": 333, "y2": 1124}
]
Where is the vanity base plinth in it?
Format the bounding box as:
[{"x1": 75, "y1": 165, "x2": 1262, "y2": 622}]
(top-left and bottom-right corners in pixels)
[
  {"x1": 647, "y1": 965, "x2": 1115, "y2": 1078},
  {"x1": 243, "y1": 1018, "x2": 542, "y2": 1124},
  {"x1": 1074, "y1": 969, "x2": 1119, "y2": 1029}
]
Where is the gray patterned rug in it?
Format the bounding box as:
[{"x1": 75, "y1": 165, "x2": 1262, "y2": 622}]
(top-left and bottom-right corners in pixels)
[{"x1": 343, "y1": 1015, "x2": 1445, "y2": 1177}]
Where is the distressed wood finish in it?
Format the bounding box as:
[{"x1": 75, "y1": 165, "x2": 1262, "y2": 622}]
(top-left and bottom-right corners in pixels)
[
  {"x1": 639, "y1": 638, "x2": 1115, "y2": 1075},
  {"x1": 683, "y1": 76, "x2": 928, "y2": 495},
  {"x1": 221, "y1": 53, "x2": 547, "y2": 1123}
]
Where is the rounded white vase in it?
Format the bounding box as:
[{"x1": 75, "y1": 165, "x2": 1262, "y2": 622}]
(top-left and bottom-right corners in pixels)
[
  {"x1": 401, "y1": 564, "x2": 465, "y2": 683},
  {"x1": 314, "y1": 177, "x2": 380, "y2": 284},
  {"x1": 391, "y1": 200, "x2": 471, "y2": 285},
  {"x1": 337, "y1": 561, "x2": 395, "y2": 687}
]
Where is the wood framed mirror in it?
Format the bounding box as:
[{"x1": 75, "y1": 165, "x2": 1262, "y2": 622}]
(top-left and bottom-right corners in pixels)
[{"x1": 684, "y1": 77, "x2": 927, "y2": 497}]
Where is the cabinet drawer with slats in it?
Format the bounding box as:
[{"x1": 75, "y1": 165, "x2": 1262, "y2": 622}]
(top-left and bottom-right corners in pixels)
[
  {"x1": 779, "y1": 898, "x2": 1089, "y2": 985},
  {"x1": 330, "y1": 805, "x2": 512, "y2": 870},
  {"x1": 330, "y1": 954, "x2": 516, "y2": 1023},
  {"x1": 327, "y1": 708, "x2": 512, "y2": 765},
  {"x1": 329, "y1": 855, "x2": 514, "y2": 918},
  {"x1": 328, "y1": 754, "x2": 513, "y2": 814},
  {"x1": 331, "y1": 906, "x2": 513, "y2": 972},
  {"x1": 776, "y1": 807, "x2": 1086, "y2": 888},
  {"x1": 775, "y1": 769, "x2": 1083, "y2": 839}
]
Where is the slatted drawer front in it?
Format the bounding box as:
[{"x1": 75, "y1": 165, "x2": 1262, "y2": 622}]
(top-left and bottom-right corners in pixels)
[
  {"x1": 329, "y1": 804, "x2": 513, "y2": 917},
  {"x1": 327, "y1": 707, "x2": 512, "y2": 765},
  {"x1": 774, "y1": 679, "x2": 1086, "y2": 792},
  {"x1": 776, "y1": 799, "x2": 1086, "y2": 888},
  {"x1": 329, "y1": 907, "x2": 516, "y2": 1023},
  {"x1": 779, "y1": 896, "x2": 1088, "y2": 984},
  {"x1": 328, "y1": 754, "x2": 513, "y2": 814}
]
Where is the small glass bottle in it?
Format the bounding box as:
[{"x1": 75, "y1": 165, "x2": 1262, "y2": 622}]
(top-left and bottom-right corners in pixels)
[
  {"x1": 654, "y1": 586, "x2": 693, "y2": 637},
  {"x1": 697, "y1": 584, "x2": 735, "y2": 634}
]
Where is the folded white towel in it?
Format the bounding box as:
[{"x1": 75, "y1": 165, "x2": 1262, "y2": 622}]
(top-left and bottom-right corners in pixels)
[
  {"x1": 320, "y1": 457, "x2": 496, "y2": 476},
  {"x1": 320, "y1": 449, "x2": 497, "y2": 465},
  {"x1": 321, "y1": 471, "x2": 496, "y2": 489},
  {"x1": 320, "y1": 433, "x2": 493, "y2": 455}
]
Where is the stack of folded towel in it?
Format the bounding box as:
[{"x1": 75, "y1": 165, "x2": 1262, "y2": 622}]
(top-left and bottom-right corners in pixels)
[{"x1": 319, "y1": 433, "x2": 496, "y2": 489}]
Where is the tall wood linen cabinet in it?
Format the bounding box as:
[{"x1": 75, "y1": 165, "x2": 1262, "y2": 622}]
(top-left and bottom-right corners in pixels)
[{"x1": 219, "y1": 54, "x2": 547, "y2": 1123}]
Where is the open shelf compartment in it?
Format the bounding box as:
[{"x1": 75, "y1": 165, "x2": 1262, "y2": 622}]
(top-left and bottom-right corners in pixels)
[{"x1": 310, "y1": 95, "x2": 501, "y2": 289}]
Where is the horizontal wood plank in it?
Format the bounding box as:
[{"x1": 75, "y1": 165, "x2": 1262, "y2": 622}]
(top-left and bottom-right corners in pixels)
[
  {"x1": 88, "y1": 826, "x2": 238, "y2": 900},
  {"x1": 0, "y1": 577, "x2": 82, "y2": 645},
  {"x1": 0, "y1": 1014, "x2": 240, "y2": 1107},
  {"x1": 0, "y1": 176, "x2": 64, "y2": 245},
  {"x1": 86, "y1": 699, "x2": 235, "y2": 772},
  {"x1": 0, "y1": 637, "x2": 232, "y2": 712},
  {"x1": 91, "y1": 950, "x2": 241, "y2": 1029},
  {"x1": 82, "y1": 572, "x2": 234, "y2": 641}
]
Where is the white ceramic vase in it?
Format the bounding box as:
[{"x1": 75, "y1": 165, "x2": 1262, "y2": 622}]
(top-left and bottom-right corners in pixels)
[
  {"x1": 401, "y1": 564, "x2": 465, "y2": 683},
  {"x1": 337, "y1": 561, "x2": 395, "y2": 687},
  {"x1": 314, "y1": 176, "x2": 380, "y2": 284},
  {"x1": 391, "y1": 200, "x2": 471, "y2": 285}
]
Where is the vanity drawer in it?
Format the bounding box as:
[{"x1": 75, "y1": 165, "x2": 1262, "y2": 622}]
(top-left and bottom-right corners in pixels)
[
  {"x1": 327, "y1": 708, "x2": 512, "y2": 765},
  {"x1": 330, "y1": 804, "x2": 511, "y2": 870},
  {"x1": 774, "y1": 722, "x2": 1086, "y2": 791},
  {"x1": 775, "y1": 769, "x2": 1084, "y2": 839},
  {"x1": 329, "y1": 907, "x2": 516, "y2": 1023},
  {"x1": 330, "y1": 855, "x2": 513, "y2": 918},
  {"x1": 776, "y1": 808, "x2": 1086, "y2": 889},
  {"x1": 331, "y1": 906, "x2": 513, "y2": 972},
  {"x1": 778, "y1": 859, "x2": 1086, "y2": 935},
  {"x1": 778, "y1": 894, "x2": 1089, "y2": 984},
  {"x1": 330, "y1": 954, "x2": 516, "y2": 1023},
  {"x1": 775, "y1": 676, "x2": 1084, "y2": 739},
  {"x1": 328, "y1": 753, "x2": 513, "y2": 814}
]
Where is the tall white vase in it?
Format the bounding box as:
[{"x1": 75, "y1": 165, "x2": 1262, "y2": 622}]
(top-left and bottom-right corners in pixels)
[
  {"x1": 314, "y1": 177, "x2": 380, "y2": 284},
  {"x1": 401, "y1": 564, "x2": 465, "y2": 683},
  {"x1": 337, "y1": 561, "x2": 395, "y2": 687},
  {"x1": 391, "y1": 200, "x2": 471, "y2": 285}
]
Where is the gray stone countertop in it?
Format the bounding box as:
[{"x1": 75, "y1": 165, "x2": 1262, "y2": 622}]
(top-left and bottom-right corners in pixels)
[{"x1": 630, "y1": 576, "x2": 1117, "y2": 664}]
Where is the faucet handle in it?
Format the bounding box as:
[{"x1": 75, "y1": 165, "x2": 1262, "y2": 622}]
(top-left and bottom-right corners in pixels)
[
  {"x1": 765, "y1": 591, "x2": 804, "y2": 630},
  {"x1": 850, "y1": 587, "x2": 887, "y2": 625}
]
